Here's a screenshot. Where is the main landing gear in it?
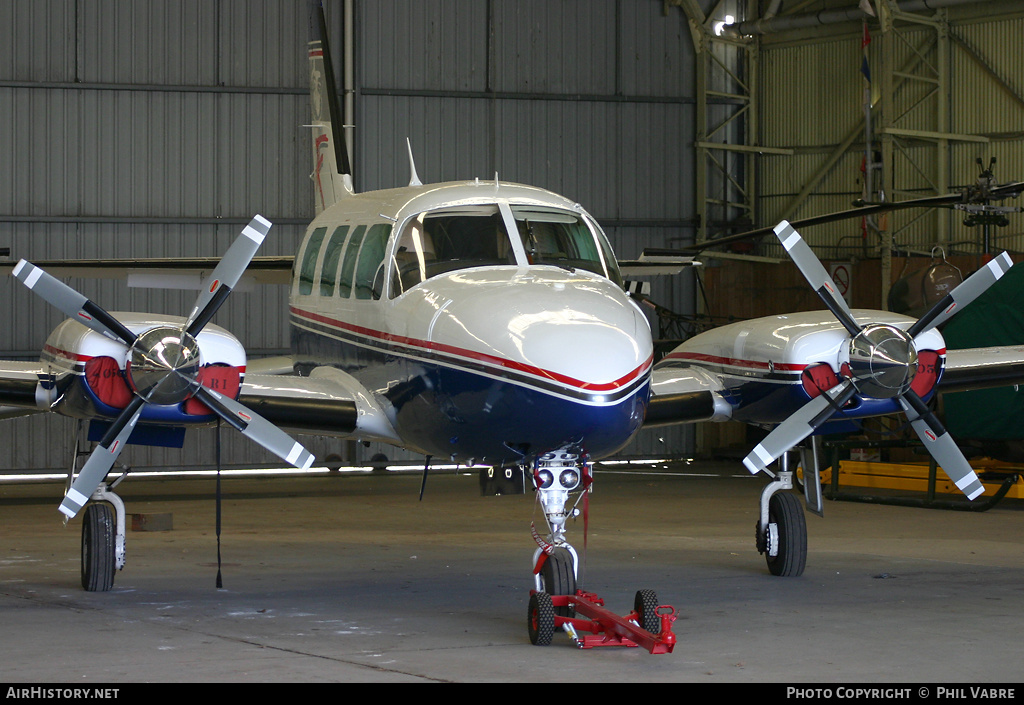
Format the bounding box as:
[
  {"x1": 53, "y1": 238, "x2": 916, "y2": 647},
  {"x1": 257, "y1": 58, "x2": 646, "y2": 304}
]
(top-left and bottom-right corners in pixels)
[
  {"x1": 526, "y1": 451, "x2": 677, "y2": 652},
  {"x1": 68, "y1": 423, "x2": 126, "y2": 592},
  {"x1": 755, "y1": 444, "x2": 823, "y2": 577},
  {"x1": 77, "y1": 485, "x2": 126, "y2": 591}
]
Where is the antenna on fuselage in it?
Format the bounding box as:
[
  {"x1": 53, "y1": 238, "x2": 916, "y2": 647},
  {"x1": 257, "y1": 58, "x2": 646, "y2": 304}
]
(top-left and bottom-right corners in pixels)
[{"x1": 407, "y1": 138, "x2": 422, "y2": 186}]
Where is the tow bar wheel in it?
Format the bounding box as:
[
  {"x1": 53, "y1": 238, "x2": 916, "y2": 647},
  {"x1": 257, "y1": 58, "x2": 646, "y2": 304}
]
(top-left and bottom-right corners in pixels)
[
  {"x1": 528, "y1": 592, "x2": 555, "y2": 646},
  {"x1": 634, "y1": 589, "x2": 660, "y2": 634}
]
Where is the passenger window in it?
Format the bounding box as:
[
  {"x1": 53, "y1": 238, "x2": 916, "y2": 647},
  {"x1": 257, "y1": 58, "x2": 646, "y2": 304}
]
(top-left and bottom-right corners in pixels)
[
  {"x1": 298, "y1": 227, "x2": 328, "y2": 295},
  {"x1": 337, "y1": 225, "x2": 367, "y2": 298},
  {"x1": 354, "y1": 224, "x2": 392, "y2": 300},
  {"x1": 319, "y1": 225, "x2": 349, "y2": 297}
]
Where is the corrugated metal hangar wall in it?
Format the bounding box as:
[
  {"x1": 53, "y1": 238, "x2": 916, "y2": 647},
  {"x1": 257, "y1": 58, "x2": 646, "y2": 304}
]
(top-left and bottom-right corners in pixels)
[{"x1": 0, "y1": 0, "x2": 699, "y2": 473}]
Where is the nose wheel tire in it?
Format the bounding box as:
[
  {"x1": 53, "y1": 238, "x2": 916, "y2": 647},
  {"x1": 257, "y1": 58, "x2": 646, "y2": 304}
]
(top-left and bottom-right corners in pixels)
[
  {"x1": 763, "y1": 492, "x2": 807, "y2": 577},
  {"x1": 81, "y1": 502, "x2": 116, "y2": 592},
  {"x1": 540, "y1": 547, "x2": 577, "y2": 618}
]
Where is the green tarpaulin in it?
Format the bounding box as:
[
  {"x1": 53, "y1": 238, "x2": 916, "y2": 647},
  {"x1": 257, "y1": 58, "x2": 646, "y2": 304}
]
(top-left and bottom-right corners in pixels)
[{"x1": 941, "y1": 262, "x2": 1024, "y2": 439}]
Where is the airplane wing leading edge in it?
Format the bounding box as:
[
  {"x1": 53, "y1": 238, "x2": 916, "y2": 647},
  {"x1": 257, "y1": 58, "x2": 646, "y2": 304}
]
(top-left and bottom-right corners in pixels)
[{"x1": 643, "y1": 364, "x2": 732, "y2": 427}]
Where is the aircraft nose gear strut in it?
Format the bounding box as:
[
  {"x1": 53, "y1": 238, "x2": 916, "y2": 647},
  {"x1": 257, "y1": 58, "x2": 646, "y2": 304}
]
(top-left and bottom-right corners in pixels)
[
  {"x1": 532, "y1": 451, "x2": 587, "y2": 547},
  {"x1": 526, "y1": 452, "x2": 678, "y2": 653}
]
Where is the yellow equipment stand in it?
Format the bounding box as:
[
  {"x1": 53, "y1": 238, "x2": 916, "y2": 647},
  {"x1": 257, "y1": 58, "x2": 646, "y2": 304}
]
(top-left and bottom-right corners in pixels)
[
  {"x1": 824, "y1": 460, "x2": 1024, "y2": 500},
  {"x1": 813, "y1": 440, "x2": 1023, "y2": 510}
]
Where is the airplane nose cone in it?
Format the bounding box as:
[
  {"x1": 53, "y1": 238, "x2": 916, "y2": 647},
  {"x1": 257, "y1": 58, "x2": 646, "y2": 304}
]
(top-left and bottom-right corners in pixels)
[{"x1": 427, "y1": 272, "x2": 653, "y2": 399}]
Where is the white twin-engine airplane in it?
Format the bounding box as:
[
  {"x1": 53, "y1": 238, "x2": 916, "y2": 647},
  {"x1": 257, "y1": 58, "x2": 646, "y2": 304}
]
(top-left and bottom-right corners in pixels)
[{"x1": 4, "y1": 5, "x2": 1024, "y2": 617}]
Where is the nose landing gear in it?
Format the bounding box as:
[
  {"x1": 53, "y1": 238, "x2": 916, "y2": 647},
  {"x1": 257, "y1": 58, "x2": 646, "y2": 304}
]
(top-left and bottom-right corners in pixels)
[{"x1": 526, "y1": 451, "x2": 677, "y2": 653}]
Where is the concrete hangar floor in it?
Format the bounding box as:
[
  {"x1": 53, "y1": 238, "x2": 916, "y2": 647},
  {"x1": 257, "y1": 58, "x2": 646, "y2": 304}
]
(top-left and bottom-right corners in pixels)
[{"x1": 1, "y1": 459, "x2": 1022, "y2": 684}]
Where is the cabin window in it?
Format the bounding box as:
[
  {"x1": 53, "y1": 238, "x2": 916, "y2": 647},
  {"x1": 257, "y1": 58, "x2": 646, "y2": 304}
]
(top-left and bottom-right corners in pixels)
[
  {"x1": 354, "y1": 223, "x2": 392, "y2": 300},
  {"x1": 297, "y1": 227, "x2": 328, "y2": 295},
  {"x1": 336, "y1": 225, "x2": 367, "y2": 298},
  {"x1": 511, "y1": 207, "x2": 622, "y2": 286},
  {"x1": 319, "y1": 225, "x2": 349, "y2": 297},
  {"x1": 391, "y1": 206, "x2": 515, "y2": 296}
]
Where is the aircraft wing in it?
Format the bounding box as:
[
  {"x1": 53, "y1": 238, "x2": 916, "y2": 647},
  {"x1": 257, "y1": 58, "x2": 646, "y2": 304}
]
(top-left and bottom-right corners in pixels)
[
  {"x1": 618, "y1": 254, "x2": 700, "y2": 277},
  {"x1": 238, "y1": 366, "x2": 402, "y2": 446},
  {"x1": 939, "y1": 345, "x2": 1024, "y2": 393},
  {"x1": 643, "y1": 363, "x2": 732, "y2": 427},
  {"x1": 641, "y1": 343, "x2": 1024, "y2": 428},
  {"x1": 0, "y1": 360, "x2": 53, "y2": 419},
  {"x1": 0, "y1": 256, "x2": 294, "y2": 289}
]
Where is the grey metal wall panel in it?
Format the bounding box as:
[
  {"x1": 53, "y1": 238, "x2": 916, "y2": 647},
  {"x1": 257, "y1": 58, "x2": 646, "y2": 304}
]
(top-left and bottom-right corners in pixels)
[
  {"x1": 619, "y1": 0, "x2": 696, "y2": 99},
  {"x1": 218, "y1": 0, "x2": 308, "y2": 89},
  {"x1": 491, "y1": 0, "x2": 617, "y2": 96},
  {"x1": 616, "y1": 102, "x2": 695, "y2": 221},
  {"x1": 493, "y1": 99, "x2": 620, "y2": 209},
  {"x1": 76, "y1": 0, "x2": 219, "y2": 85},
  {"x1": 358, "y1": 95, "x2": 494, "y2": 190},
  {"x1": 360, "y1": 0, "x2": 489, "y2": 93},
  {"x1": 0, "y1": 88, "x2": 81, "y2": 215},
  {"x1": 0, "y1": 0, "x2": 77, "y2": 83}
]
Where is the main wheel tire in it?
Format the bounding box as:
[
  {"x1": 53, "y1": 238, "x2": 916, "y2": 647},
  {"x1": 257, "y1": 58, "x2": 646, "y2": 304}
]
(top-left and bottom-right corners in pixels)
[
  {"x1": 765, "y1": 492, "x2": 807, "y2": 577},
  {"x1": 634, "y1": 589, "x2": 660, "y2": 634},
  {"x1": 540, "y1": 547, "x2": 576, "y2": 618},
  {"x1": 528, "y1": 592, "x2": 555, "y2": 646},
  {"x1": 81, "y1": 503, "x2": 116, "y2": 592}
]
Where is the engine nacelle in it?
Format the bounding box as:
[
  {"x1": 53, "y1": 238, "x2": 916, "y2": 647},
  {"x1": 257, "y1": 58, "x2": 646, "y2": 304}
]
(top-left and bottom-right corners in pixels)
[{"x1": 42, "y1": 313, "x2": 247, "y2": 427}]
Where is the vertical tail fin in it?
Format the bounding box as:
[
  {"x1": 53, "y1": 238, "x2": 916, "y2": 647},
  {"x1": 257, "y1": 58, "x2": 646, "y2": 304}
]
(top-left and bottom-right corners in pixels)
[{"x1": 308, "y1": 1, "x2": 352, "y2": 212}]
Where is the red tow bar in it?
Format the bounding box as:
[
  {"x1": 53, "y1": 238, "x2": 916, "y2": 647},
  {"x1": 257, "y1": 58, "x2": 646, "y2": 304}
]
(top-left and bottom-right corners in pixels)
[{"x1": 529, "y1": 589, "x2": 677, "y2": 653}]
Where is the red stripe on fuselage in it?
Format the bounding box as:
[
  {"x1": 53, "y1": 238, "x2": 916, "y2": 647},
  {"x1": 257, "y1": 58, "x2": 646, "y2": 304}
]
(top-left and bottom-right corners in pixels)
[
  {"x1": 42, "y1": 344, "x2": 247, "y2": 377},
  {"x1": 662, "y1": 351, "x2": 806, "y2": 372},
  {"x1": 43, "y1": 344, "x2": 91, "y2": 364},
  {"x1": 289, "y1": 306, "x2": 652, "y2": 393}
]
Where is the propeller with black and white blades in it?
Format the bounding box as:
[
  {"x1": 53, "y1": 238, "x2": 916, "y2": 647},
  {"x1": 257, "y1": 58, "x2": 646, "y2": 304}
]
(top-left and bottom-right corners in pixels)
[
  {"x1": 742, "y1": 220, "x2": 1013, "y2": 501},
  {"x1": 13, "y1": 215, "x2": 314, "y2": 518}
]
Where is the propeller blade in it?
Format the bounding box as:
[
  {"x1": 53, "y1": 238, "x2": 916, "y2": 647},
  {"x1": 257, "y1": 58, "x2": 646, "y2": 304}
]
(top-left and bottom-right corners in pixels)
[
  {"x1": 59, "y1": 397, "x2": 146, "y2": 518},
  {"x1": 899, "y1": 391, "x2": 985, "y2": 500},
  {"x1": 907, "y1": 251, "x2": 1013, "y2": 339},
  {"x1": 743, "y1": 380, "x2": 856, "y2": 474},
  {"x1": 12, "y1": 260, "x2": 137, "y2": 346},
  {"x1": 191, "y1": 385, "x2": 315, "y2": 470},
  {"x1": 183, "y1": 215, "x2": 272, "y2": 337},
  {"x1": 774, "y1": 221, "x2": 862, "y2": 337}
]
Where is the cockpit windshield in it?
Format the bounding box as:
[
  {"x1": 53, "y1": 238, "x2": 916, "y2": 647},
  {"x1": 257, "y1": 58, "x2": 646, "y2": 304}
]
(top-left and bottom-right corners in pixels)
[
  {"x1": 389, "y1": 204, "x2": 622, "y2": 297},
  {"x1": 391, "y1": 205, "x2": 515, "y2": 296},
  {"x1": 511, "y1": 207, "x2": 622, "y2": 286}
]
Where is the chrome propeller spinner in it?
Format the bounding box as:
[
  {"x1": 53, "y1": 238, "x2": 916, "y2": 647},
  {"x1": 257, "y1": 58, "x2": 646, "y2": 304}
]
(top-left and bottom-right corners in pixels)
[
  {"x1": 127, "y1": 327, "x2": 202, "y2": 405},
  {"x1": 741, "y1": 220, "x2": 1014, "y2": 502},
  {"x1": 846, "y1": 323, "x2": 917, "y2": 399},
  {"x1": 13, "y1": 215, "x2": 315, "y2": 519}
]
